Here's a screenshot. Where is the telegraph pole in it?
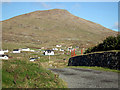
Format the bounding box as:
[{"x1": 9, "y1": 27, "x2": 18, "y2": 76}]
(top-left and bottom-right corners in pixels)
[{"x1": 49, "y1": 55, "x2": 50, "y2": 63}]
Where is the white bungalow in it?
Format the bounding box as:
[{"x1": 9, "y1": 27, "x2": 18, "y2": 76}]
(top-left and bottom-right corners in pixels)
[
  {"x1": 0, "y1": 55, "x2": 9, "y2": 60},
  {"x1": 29, "y1": 58, "x2": 36, "y2": 61},
  {"x1": 3, "y1": 50, "x2": 9, "y2": 53},
  {"x1": 56, "y1": 45, "x2": 62, "y2": 47},
  {"x1": 13, "y1": 49, "x2": 21, "y2": 53},
  {"x1": 21, "y1": 48, "x2": 30, "y2": 51},
  {"x1": 68, "y1": 46, "x2": 72, "y2": 49},
  {"x1": 41, "y1": 47, "x2": 45, "y2": 49},
  {"x1": 52, "y1": 48, "x2": 58, "y2": 51},
  {"x1": 0, "y1": 51, "x2": 4, "y2": 55},
  {"x1": 67, "y1": 48, "x2": 74, "y2": 52},
  {"x1": 43, "y1": 50, "x2": 54, "y2": 55},
  {"x1": 30, "y1": 50, "x2": 35, "y2": 52},
  {"x1": 60, "y1": 49, "x2": 64, "y2": 52}
]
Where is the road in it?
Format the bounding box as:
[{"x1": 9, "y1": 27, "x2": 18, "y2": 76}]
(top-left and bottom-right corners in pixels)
[{"x1": 49, "y1": 68, "x2": 119, "y2": 88}]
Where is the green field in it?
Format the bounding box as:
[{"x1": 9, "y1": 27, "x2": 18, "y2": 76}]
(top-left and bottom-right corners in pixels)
[
  {"x1": 2, "y1": 42, "x2": 120, "y2": 88},
  {"x1": 2, "y1": 43, "x2": 69, "y2": 88},
  {"x1": 2, "y1": 57, "x2": 67, "y2": 88},
  {"x1": 66, "y1": 66, "x2": 120, "y2": 73}
]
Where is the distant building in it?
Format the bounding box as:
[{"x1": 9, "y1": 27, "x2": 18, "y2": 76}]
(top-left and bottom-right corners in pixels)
[
  {"x1": 67, "y1": 48, "x2": 74, "y2": 52},
  {"x1": 60, "y1": 49, "x2": 64, "y2": 51},
  {"x1": 0, "y1": 55, "x2": 9, "y2": 60},
  {"x1": 3, "y1": 50, "x2": 9, "y2": 53},
  {"x1": 13, "y1": 49, "x2": 21, "y2": 53},
  {"x1": 68, "y1": 46, "x2": 72, "y2": 48},
  {"x1": 56, "y1": 45, "x2": 62, "y2": 47},
  {"x1": 43, "y1": 50, "x2": 54, "y2": 55},
  {"x1": 0, "y1": 51, "x2": 4, "y2": 55},
  {"x1": 30, "y1": 50, "x2": 35, "y2": 52},
  {"x1": 41, "y1": 47, "x2": 45, "y2": 49},
  {"x1": 29, "y1": 58, "x2": 37, "y2": 61},
  {"x1": 21, "y1": 48, "x2": 30, "y2": 51},
  {"x1": 52, "y1": 48, "x2": 58, "y2": 51}
]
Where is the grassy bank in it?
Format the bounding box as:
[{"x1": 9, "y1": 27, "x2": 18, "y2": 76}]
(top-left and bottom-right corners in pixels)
[
  {"x1": 66, "y1": 66, "x2": 120, "y2": 73},
  {"x1": 2, "y1": 42, "x2": 71, "y2": 88},
  {"x1": 2, "y1": 59, "x2": 67, "y2": 88}
]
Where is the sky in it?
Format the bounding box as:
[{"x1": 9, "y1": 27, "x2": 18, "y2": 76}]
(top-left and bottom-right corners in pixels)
[{"x1": 1, "y1": 2, "x2": 119, "y2": 31}]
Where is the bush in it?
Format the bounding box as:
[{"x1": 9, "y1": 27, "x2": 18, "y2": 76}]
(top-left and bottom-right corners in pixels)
[{"x1": 84, "y1": 34, "x2": 120, "y2": 54}]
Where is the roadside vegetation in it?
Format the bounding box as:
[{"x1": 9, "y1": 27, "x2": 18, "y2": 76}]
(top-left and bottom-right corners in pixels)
[
  {"x1": 2, "y1": 58, "x2": 67, "y2": 88},
  {"x1": 84, "y1": 35, "x2": 120, "y2": 54},
  {"x1": 2, "y1": 34, "x2": 120, "y2": 88},
  {"x1": 67, "y1": 66, "x2": 120, "y2": 73},
  {"x1": 2, "y1": 44, "x2": 69, "y2": 88}
]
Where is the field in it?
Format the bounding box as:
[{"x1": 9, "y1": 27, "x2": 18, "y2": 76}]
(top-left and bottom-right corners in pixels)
[
  {"x1": 2, "y1": 42, "x2": 70, "y2": 88},
  {"x1": 2, "y1": 52, "x2": 68, "y2": 88},
  {"x1": 2, "y1": 42, "x2": 120, "y2": 88}
]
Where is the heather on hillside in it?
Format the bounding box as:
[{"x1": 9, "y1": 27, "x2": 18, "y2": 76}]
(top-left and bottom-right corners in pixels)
[{"x1": 84, "y1": 34, "x2": 120, "y2": 54}]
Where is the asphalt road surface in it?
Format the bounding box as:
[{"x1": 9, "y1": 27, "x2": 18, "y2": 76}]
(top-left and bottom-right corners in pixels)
[{"x1": 49, "y1": 68, "x2": 119, "y2": 88}]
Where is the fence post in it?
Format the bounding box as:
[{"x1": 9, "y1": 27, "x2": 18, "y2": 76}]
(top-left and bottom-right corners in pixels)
[
  {"x1": 81, "y1": 49, "x2": 83, "y2": 55},
  {"x1": 71, "y1": 50, "x2": 73, "y2": 57}
]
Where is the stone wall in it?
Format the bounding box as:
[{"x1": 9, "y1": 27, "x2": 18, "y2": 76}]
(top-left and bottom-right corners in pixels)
[{"x1": 68, "y1": 52, "x2": 120, "y2": 70}]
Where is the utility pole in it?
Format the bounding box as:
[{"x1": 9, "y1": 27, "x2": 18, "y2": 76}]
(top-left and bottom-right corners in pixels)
[{"x1": 49, "y1": 55, "x2": 50, "y2": 63}]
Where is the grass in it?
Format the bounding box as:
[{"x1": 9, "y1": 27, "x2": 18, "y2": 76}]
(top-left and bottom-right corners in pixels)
[
  {"x1": 2, "y1": 44, "x2": 68, "y2": 88},
  {"x1": 2, "y1": 59, "x2": 67, "y2": 88},
  {"x1": 2, "y1": 42, "x2": 120, "y2": 88},
  {"x1": 66, "y1": 66, "x2": 120, "y2": 73},
  {"x1": 84, "y1": 50, "x2": 120, "y2": 55}
]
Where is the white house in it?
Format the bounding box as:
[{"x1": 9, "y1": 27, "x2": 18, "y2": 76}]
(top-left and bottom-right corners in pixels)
[
  {"x1": 30, "y1": 50, "x2": 35, "y2": 52},
  {"x1": 0, "y1": 51, "x2": 4, "y2": 55},
  {"x1": 3, "y1": 50, "x2": 9, "y2": 53},
  {"x1": 56, "y1": 45, "x2": 62, "y2": 47},
  {"x1": 29, "y1": 58, "x2": 36, "y2": 61},
  {"x1": 60, "y1": 49, "x2": 64, "y2": 52},
  {"x1": 41, "y1": 47, "x2": 45, "y2": 49},
  {"x1": 44, "y1": 50, "x2": 54, "y2": 55},
  {"x1": 21, "y1": 48, "x2": 30, "y2": 51},
  {"x1": 67, "y1": 48, "x2": 74, "y2": 52},
  {"x1": 0, "y1": 55, "x2": 9, "y2": 60},
  {"x1": 52, "y1": 48, "x2": 58, "y2": 51},
  {"x1": 13, "y1": 49, "x2": 21, "y2": 53},
  {"x1": 68, "y1": 46, "x2": 72, "y2": 49}
]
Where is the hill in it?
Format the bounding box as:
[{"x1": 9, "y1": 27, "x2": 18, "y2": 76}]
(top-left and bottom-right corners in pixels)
[{"x1": 2, "y1": 9, "x2": 117, "y2": 49}]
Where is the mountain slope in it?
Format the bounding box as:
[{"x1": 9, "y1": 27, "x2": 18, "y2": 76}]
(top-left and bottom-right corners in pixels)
[{"x1": 2, "y1": 9, "x2": 117, "y2": 48}]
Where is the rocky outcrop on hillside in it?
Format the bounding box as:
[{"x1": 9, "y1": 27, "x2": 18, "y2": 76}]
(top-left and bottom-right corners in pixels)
[{"x1": 68, "y1": 52, "x2": 120, "y2": 70}]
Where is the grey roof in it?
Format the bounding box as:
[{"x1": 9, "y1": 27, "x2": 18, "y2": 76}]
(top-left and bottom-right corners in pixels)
[
  {"x1": 45, "y1": 50, "x2": 54, "y2": 53},
  {"x1": 13, "y1": 49, "x2": 19, "y2": 51}
]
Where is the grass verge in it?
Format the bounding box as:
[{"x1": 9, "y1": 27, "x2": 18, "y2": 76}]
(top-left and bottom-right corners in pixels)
[
  {"x1": 2, "y1": 59, "x2": 67, "y2": 88},
  {"x1": 66, "y1": 66, "x2": 120, "y2": 73}
]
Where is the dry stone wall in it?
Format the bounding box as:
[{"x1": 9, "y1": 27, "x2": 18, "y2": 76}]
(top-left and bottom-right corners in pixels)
[{"x1": 68, "y1": 52, "x2": 120, "y2": 70}]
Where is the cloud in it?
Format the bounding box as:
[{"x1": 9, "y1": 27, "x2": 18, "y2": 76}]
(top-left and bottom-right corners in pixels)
[
  {"x1": 41, "y1": 2, "x2": 51, "y2": 9},
  {"x1": 112, "y1": 22, "x2": 119, "y2": 30},
  {"x1": 52, "y1": 3, "x2": 66, "y2": 9},
  {"x1": 1, "y1": 0, "x2": 11, "y2": 2},
  {"x1": 40, "y1": 3, "x2": 66, "y2": 10}
]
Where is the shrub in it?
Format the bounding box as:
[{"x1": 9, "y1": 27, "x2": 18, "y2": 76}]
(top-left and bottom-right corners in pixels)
[{"x1": 84, "y1": 34, "x2": 120, "y2": 54}]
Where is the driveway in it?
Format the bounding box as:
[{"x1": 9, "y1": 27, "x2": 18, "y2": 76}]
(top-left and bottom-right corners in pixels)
[{"x1": 49, "y1": 68, "x2": 119, "y2": 88}]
